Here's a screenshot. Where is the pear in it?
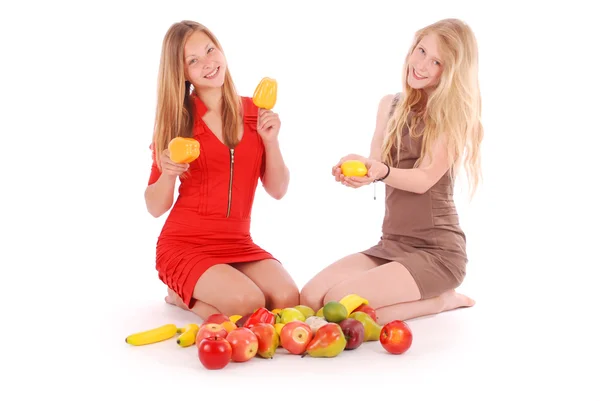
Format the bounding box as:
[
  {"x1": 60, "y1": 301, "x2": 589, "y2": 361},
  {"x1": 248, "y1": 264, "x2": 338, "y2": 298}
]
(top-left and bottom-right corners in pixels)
[
  {"x1": 293, "y1": 305, "x2": 315, "y2": 319},
  {"x1": 250, "y1": 323, "x2": 279, "y2": 359},
  {"x1": 279, "y1": 307, "x2": 306, "y2": 324},
  {"x1": 304, "y1": 323, "x2": 347, "y2": 358},
  {"x1": 349, "y1": 311, "x2": 382, "y2": 341}
]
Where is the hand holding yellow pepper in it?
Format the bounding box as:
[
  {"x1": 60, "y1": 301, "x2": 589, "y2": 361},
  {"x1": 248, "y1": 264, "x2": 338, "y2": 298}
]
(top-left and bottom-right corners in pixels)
[{"x1": 168, "y1": 137, "x2": 200, "y2": 164}]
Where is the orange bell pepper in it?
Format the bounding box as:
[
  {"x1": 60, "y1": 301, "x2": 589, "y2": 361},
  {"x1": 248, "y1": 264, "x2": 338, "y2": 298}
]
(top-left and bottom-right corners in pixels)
[
  {"x1": 168, "y1": 137, "x2": 200, "y2": 164},
  {"x1": 252, "y1": 77, "x2": 278, "y2": 110}
]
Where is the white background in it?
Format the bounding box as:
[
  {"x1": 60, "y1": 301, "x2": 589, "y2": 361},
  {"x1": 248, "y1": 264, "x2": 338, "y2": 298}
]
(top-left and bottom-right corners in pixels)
[{"x1": 1, "y1": 0, "x2": 599, "y2": 399}]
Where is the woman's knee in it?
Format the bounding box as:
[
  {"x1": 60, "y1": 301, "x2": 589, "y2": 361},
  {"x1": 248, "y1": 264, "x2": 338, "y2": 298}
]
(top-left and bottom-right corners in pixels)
[
  {"x1": 322, "y1": 278, "x2": 360, "y2": 305},
  {"x1": 322, "y1": 285, "x2": 345, "y2": 305},
  {"x1": 299, "y1": 283, "x2": 325, "y2": 311},
  {"x1": 269, "y1": 284, "x2": 300, "y2": 309},
  {"x1": 217, "y1": 287, "x2": 266, "y2": 317}
]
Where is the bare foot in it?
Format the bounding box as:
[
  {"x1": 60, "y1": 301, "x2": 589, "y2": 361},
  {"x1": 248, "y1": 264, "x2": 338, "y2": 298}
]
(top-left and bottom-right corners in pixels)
[
  {"x1": 164, "y1": 288, "x2": 190, "y2": 311},
  {"x1": 440, "y1": 289, "x2": 475, "y2": 312}
]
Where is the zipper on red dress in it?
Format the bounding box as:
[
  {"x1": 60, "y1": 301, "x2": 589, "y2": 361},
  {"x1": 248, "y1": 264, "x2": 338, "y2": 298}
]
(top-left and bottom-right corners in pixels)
[{"x1": 227, "y1": 148, "x2": 234, "y2": 217}]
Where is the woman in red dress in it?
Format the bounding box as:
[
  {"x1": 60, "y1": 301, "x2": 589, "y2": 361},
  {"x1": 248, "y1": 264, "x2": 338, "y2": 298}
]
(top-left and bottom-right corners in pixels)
[{"x1": 145, "y1": 21, "x2": 299, "y2": 319}]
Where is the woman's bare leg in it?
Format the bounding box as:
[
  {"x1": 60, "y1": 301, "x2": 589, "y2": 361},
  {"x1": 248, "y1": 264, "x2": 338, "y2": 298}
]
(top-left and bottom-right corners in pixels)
[
  {"x1": 374, "y1": 290, "x2": 475, "y2": 325},
  {"x1": 165, "y1": 289, "x2": 221, "y2": 317},
  {"x1": 234, "y1": 259, "x2": 300, "y2": 310},
  {"x1": 299, "y1": 253, "x2": 387, "y2": 311},
  {"x1": 190, "y1": 264, "x2": 266, "y2": 318},
  {"x1": 165, "y1": 288, "x2": 189, "y2": 310},
  {"x1": 323, "y1": 261, "x2": 474, "y2": 325},
  {"x1": 164, "y1": 263, "x2": 267, "y2": 319},
  {"x1": 323, "y1": 261, "x2": 421, "y2": 308}
]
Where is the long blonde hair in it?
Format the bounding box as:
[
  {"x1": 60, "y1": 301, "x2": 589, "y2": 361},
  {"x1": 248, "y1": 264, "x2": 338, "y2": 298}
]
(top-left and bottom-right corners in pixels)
[
  {"x1": 382, "y1": 18, "x2": 483, "y2": 198},
  {"x1": 152, "y1": 20, "x2": 242, "y2": 168}
]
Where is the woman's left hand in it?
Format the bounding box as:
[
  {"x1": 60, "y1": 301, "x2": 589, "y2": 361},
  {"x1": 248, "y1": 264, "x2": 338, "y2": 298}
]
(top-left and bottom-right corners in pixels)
[{"x1": 257, "y1": 109, "x2": 281, "y2": 143}]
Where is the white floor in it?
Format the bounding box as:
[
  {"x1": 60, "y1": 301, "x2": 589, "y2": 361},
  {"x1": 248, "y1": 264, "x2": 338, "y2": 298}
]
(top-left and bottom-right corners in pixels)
[
  {"x1": 4, "y1": 186, "x2": 599, "y2": 400},
  {"x1": 61, "y1": 275, "x2": 597, "y2": 400},
  {"x1": 3, "y1": 225, "x2": 598, "y2": 400}
]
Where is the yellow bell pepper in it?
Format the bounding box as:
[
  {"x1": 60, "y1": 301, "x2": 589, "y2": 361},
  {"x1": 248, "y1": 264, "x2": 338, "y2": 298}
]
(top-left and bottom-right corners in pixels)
[
  {"x1": 340, "y1": 160, "x2": 368, "y2": 177},
  {"x1": 252, "y1": 77, "x2": 278, "y2": 110},
  {"x1": 168, "y1": 137, "x2": 200, "y2": 164}
]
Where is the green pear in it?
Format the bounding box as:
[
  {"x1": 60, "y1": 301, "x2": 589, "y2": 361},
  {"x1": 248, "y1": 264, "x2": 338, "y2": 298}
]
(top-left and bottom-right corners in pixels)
[
  {"x1": 279, "y1": 307, "x2": 306, "y2": 324},
  {"x1": 293, "y1": 305, "x2": 315, "y2": 318},
  {"x1": 250, "y1": 323, "x2": 279, "y2": 359},
  {"x1": 349, "y1": 311, "x2": 382, "y2": 341},
  {"x1": 304, "y1": 323, "x2": 347, "y2": 358}
]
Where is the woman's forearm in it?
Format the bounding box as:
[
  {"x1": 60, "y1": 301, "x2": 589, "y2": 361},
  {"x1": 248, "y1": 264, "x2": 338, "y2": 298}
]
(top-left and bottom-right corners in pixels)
[
  {"x1": 145, "y1": 173, "x2": 177, "y2": 217},
  {"x1": 375, "y1": 134, "x2": 451, "y2": 194},
  {"x1": 379, "y1": 164, "x2": 438, "y2": 194},
  {"x1": 261, "y1": 140, "x2": 290, "y2": 200}
]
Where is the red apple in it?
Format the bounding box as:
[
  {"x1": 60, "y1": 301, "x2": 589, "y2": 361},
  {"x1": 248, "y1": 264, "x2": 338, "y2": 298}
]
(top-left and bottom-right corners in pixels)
[
  {"x1": 204, "y1": 313, "x2": 230, "y2": 325},
  {"x1": 338, "y1": 318, "x2": 365, "y2": 350},
  {"x1": 280, "y1": 321, "x2": 313, "y2": 355},
  {"x1": 353, "y1": 304, "x2": 377, "y2": 322},
  {"x1": 380, "y1": 320, "x2": 413, "y2": 355},
  {"x1": 197, "y1": 336, "x2": 232, "y2": 370},
  {"x1": 226, "y1": 327, "x2": 258, "y2": 362},
  {"x1": 250, "y1": 323, "x2": 279, "y2": 359},
  {"x1": 196, "y1": 323, "x2": 228, "y2": 347}
]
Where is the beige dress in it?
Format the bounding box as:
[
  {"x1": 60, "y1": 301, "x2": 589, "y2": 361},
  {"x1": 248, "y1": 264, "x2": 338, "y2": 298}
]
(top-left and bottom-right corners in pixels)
[{"x1": 361, "y1": 93, "x2": 468, "y2": 299}]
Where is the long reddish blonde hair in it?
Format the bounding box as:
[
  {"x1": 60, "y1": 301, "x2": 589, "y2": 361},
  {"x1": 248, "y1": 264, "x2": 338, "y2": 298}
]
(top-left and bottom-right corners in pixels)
[
  {"x1": 382, "y1": 19, "x2": 484, "y2": 198},
  {"x1": 152, "y1": 21, "x2": 242, "y2": 168}
]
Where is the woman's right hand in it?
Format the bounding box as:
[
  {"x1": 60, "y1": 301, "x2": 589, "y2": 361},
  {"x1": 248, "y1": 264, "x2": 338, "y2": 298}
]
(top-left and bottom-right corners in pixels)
[{"x1": 160, "y1": 149, "x2": 189, "y2": 177}]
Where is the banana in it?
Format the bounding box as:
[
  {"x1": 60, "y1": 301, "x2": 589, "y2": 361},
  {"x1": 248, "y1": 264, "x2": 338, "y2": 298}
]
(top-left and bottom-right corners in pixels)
[
  {"x1": 338, "y1": 294, "x2": 369, "y2": 316},
  {"x1": 125, "y1": 324, "x2": 178, "y2": 346},
  {"x1": 229, "y1": 315, "x2": 243, "y2": 323},
  {"x1": 176, "y1": 323, "x2": 200, "y2": 347}
]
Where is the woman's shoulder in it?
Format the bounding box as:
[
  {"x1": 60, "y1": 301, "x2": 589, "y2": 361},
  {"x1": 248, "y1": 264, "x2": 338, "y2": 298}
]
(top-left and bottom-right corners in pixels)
[{"x1": 377, "y1": 92, "x2": 403, "y2": 119}]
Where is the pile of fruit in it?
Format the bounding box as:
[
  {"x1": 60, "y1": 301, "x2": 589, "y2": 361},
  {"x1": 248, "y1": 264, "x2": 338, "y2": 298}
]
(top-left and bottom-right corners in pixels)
[{"x1": 125, "y1": 294, "x2": 413, "y2": 370}]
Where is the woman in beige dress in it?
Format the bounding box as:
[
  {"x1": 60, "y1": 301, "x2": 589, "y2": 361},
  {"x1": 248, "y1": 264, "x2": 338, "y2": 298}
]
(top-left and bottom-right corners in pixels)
[{"x1": 300, "y1": 19, "x2": 483, "y2": 325}]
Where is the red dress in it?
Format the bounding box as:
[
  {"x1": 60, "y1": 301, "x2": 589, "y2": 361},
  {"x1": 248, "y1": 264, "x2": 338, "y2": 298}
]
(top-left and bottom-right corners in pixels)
[{"x1": 147, "y1": 94, "x2": 277, "y2": 308}]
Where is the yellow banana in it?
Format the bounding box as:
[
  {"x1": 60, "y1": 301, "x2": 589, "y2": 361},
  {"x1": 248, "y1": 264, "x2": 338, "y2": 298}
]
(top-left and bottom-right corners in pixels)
[
  {"x1": 316, "y1": 307, "x2": 324, "y2": 317},
  {"x1": 229, "y1": 315, "x2": 243, "y2": 323},
  {"x1": 176, "y1": 323, "x2": 200, "y2": 347},
  {"x1": 125, "y1": 324, "x2": 178, "y2": 346},
  {"x1": 339, "y1": 294, "x2": 369, "y2": 316}
]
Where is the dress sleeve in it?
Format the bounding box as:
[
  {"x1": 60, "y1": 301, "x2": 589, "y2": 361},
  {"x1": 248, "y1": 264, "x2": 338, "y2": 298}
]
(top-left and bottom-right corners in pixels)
[{"x1": 148, "y1": 142, "x2": 161, "y2": 186}]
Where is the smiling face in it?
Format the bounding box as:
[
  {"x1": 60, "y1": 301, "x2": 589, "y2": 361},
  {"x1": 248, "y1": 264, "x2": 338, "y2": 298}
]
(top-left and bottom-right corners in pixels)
[
  {"x1": 184, "y1": 30, "x2": 227, "y2": 90},
  {"x1": 406, "y1": 34, "x2": 444, "y2": 92}
]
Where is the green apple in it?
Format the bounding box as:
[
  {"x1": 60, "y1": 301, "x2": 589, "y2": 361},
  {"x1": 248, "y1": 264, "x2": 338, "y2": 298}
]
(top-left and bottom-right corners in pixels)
[
  {"x1": 293, "y1": 305, "x2": 315, "y2": 319},
  {"x1": 279, "y1": 307, "x2": 306, "y2": 324}
]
